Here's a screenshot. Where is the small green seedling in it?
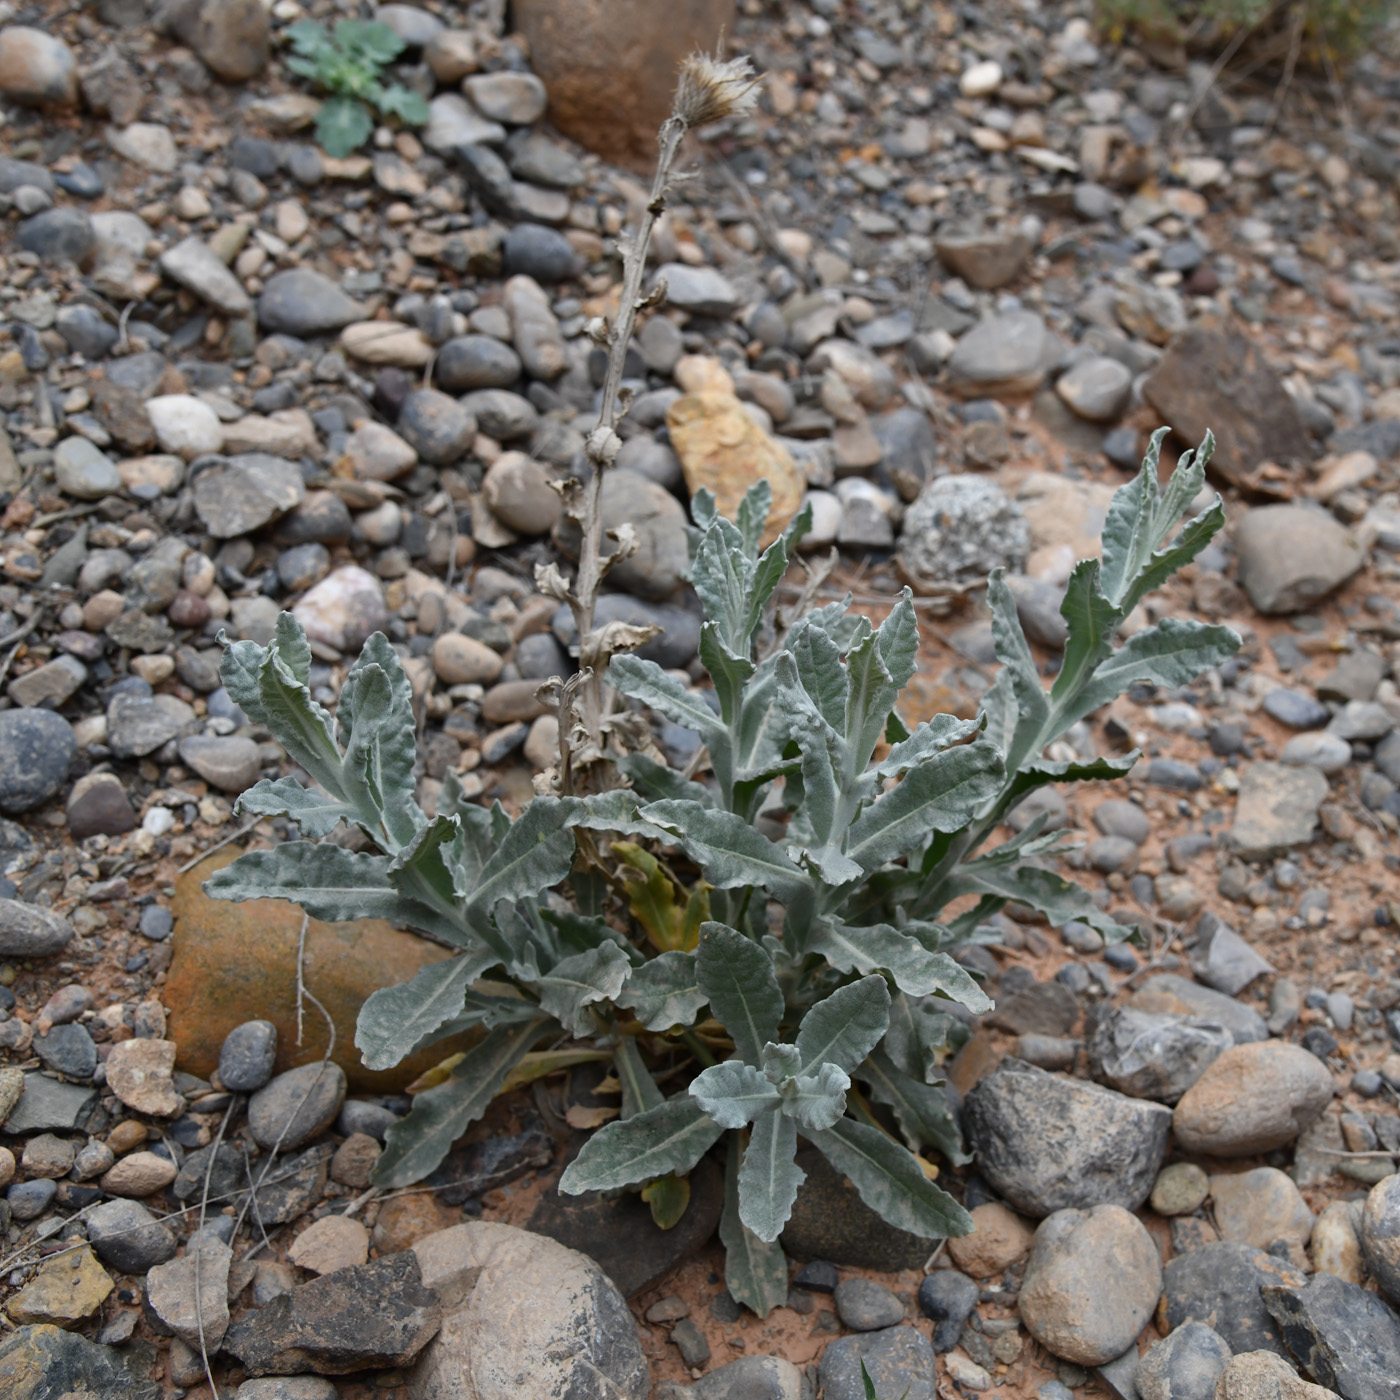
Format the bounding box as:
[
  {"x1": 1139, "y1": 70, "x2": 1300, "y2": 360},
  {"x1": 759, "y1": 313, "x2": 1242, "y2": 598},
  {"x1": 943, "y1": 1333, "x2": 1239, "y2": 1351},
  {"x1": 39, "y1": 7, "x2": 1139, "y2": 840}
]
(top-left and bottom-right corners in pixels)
[
  {"x1": 861, "y1": 1359, "x2": 910, "y2": 1400},
  {"x1": 284, "y1": 19, "x2": 430, "y2": 157}
]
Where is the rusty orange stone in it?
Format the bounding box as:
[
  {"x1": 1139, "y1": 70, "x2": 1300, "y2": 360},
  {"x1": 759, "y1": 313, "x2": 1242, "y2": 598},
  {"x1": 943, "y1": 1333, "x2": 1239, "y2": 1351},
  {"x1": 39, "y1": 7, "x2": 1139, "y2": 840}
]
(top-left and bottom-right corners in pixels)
[{"x1": 166, "y1": 848, "x2": 478, "y2": 1093}]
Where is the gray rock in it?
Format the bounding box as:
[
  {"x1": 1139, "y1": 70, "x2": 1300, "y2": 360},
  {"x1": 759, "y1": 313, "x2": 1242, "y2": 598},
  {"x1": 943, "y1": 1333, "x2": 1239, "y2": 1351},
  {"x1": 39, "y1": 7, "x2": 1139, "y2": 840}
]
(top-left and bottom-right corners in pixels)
[
  {"x1": 435, "y1": 333, "x2": 522, "y2": 391},
  {"x1": 457, "y1": 388, "x2": 538, "y2": 440},
  {"x1": 56, "y1": 304, "x2": 119, "y2": 359},
  {"x1": 257, "y1": 269, "x2": 362, "y2": 336},
  {"x1": 1136, "y1": 1322, "x2": 1232, "y2": 1400},
  {"x1": 963, "y1": 1058, "x2": 1172, "y2": 1217},
  {"x1": 660, "y1": 1355, "x2": 802, "y2": 1400},
  {"x1": 87, "y1": 1197, "x2": 178, "y2": 1273},
  {"x1": 193, "y1": 453, "x2": 306, "y2": 537},
  {"x1": 146, "y1": 1238, "x2": 233, "y2": 1348},
  {"x1": 946, "y1": 310, "x2": 1053, "y2": 397},
  {"x1": 917, "y1": 1269, "x2": 979, "y2": 1351},
  {"x1": 615, "y1": 434, "x2": 683, "y2": 490},
  {"x1": 236, "y1": 1381, "x2": 341, "y2": 1400},
  {"x1": 872, "y1": 408, "x2": 938, "y2": 501},
  {"x1": 0, "y1": 1323, "x2": 161, "y2": 1400},
  {"x1": 409, "y1": 1220, "x2": 648, "y2": 1400},
  {"x1": 375, "y1": 2, "x2": 443, "y2": 45},
  {"x1": 655, "y1": 263, "x2": 740, "y2": 317},
  {"x1": 1328, "y1": 700, "x2": 1394, "y2": 743},
  {"x1": 1020, "y1": 1205, "x2": 1163, "y2": 1366},
  {"x1": 1161, "y1": 1242, "x2": 1306, "y2": 1356},
  {"x1": 508, "y1": 133, "x2": 585, "y2": 189},
  {"x1": 1230, "y1": 762, "x2": 1329, "y2": 859},
  {"x1": 0, "y1": 710, "x2": 76, "y2": 814},
  {"x1": 219, "y1": 1020, "x2": 278, "y2": 1093},
  {"x1": 160, "y1": 236, "x2": 253, "y2": 316},
  {"x1": 898, "y1": 475, "x2": 1030, "y2": 587},
  {"x1": 502, "y1": 222, "x2": 580, "y2": 282},
  {"x1": 424, "y1": 93, "x2": 506, "y2": 153},
  {"x1": 228, "y1": 1250, "x2": 443, "y2": 1377},
  {"x1": 554, "y1": 468, "x2": 688, "y2": 600},
  {"x1": 551, "y1": 594, "x2": 700, "y2": 670},
  {"x1": 1360, "y1": 1175, "x2": 1400, "y2": 1309},
  {"x1": 0, "y1": 155, "x2": 54, "y2": 194},
  {"x1": 1186, "y1": 911, "x2": 1274, "y2": 995},
  {"x1": 2, "y1": 1072, "x2": 96, "y2": 1134},
  {"x1": 1088, "y1": 1006, "x2": 1232, "y2": 1103},
  {"x1": 0, "y1": 898, "x2": 74, "y2": 956},
  {"x1": 107, "y1": 693, "x2": 196, "y2": 758},
  {"x1": 1094, "y1": 799, "x2": 1151, "y2": 845},
  {"x1": 17, "y1": 207, "x2": 92, "y2": 263},
  {"x1": 935, "y1": 227, "x2": 1032, "y2": 291},
  {"x1": 462, "y1": 69, "x2": 546, "y2": 123},
  {"x1": 178, "y1": 734, "x2": 262, "y2": 792},
  {"x1": 818, "y1": 1325, "x2": 935, "y2": 1400},
  {"x1": 34, "y1": 1022, "x2": 97, "y2": 1079},
  {"x1": 1261, "y1": 1271, "x2": 1400, "y2": 1400},
  {"x1": 248, "y1": 1062, "x2": 347, "y2": 1150},
  {"x1": 1234, "y1": 505, "x2": 1363, "y2": 614},
  {"x1": 1137, "y1": 975, "x2": 1269, "y2": 1043},
  {"x1": 55, "y1": 435, "x2": 122, "y2": 499},
  {"x1": 834, "y1": 1277, "x2": 904, "y2": 1331},
  {"x1": 1262, "y1": 688, "x2": 1330, "y2": 729},
  {"x1": 1057, "y1": 356, "x2": 1134, "y2": 422}
]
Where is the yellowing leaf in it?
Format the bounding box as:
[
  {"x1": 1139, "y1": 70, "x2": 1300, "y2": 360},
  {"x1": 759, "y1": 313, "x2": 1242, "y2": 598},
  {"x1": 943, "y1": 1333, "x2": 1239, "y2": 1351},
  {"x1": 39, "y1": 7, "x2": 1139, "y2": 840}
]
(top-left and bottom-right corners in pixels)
[
  {"x1": 404, "y1": 1051, "x2": 465, "y2": 1094},
  {"x1": 641, "y1": 1172, "x2": 691, "y2": 1230},
  {"x1": 565, "y1": 1103, "x2": 620, "y2": 1129},
  {"x1": 499, "y1": 1048, "x2": 612, "y2": 1093},
  {"x1": 614, "y1": 841, "x2": 708, "y2": 952}
]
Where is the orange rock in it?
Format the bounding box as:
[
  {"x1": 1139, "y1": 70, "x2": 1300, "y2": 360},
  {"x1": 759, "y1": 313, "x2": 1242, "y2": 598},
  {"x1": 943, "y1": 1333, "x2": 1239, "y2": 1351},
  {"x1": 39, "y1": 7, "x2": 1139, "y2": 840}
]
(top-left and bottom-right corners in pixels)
[
  {"x1": 166, "y1": 849, "x2": 479, "y2": 1093},
  {"x1": 946, "y1": 1202, "x2": 1035, "y2": 1277},
  {"x1": 371, "y1": 1192, "x2": 454, "y2": 1254},
  {"x1": 666, "y1": 390, "x2": 806, "y2": 547}
]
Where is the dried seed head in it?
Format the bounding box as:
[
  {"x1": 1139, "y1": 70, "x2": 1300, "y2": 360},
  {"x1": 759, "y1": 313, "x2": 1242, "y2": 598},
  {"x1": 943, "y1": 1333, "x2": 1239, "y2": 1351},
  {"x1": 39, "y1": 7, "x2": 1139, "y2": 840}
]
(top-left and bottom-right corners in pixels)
[{"x1": 673, "y1": 51, "x2": 759, "y2": 129}]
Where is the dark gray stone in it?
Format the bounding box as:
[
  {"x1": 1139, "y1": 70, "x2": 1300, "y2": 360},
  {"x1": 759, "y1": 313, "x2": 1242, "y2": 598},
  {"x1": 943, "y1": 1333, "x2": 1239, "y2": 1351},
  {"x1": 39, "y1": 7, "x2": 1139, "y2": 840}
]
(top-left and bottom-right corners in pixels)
[
  {"x1": 3, "y1": 1072, "x2": 96, "y2": 1133},
  {"x1": 0, "y1": 899, "x2": 74, "y2": 957},
  {"x1": 1088, "y1": 1006, "x2": 1232, "y2": 1103},
  {"x1": 834, "y1": 1277, "x2": 904, "y2": 1331},
  {"x1": 0, "y1": 709, "x2": 76, "y2": 814},
  {"x1": 1139, "y1": 974, "x2": 1269, "y2": 1044},
  {"x1": 56, "y1": 304, "x2": 119, "y2": 359},
  {"x1": 225, "y1": 1251, "x2": 442, "y2": 1375},
  {"x1": 503, "y1": 223, "x2": 580, "y2": 282},
  {"x1": 18, "y1": 207, "x2": 93, "y2": 263},
  {"x1": 219, "y1": 1020, "x2": 278, "y2": 1093},
  {"x1": 397, "y1": 388, "x2": 477, "y2": 465},
  {"x1": 33, "y1": 1022, "x2": 98, "y2": 1080},
  {"x1": 1186, "y1": 911, "x2": 1274, "y2": 996},
  {"x1": 818, "y1": 1325, "x2": 935, "y2": 1400},
  {"x1": 963, "y1": 1059, "x2": 1172, "y2": 1217},
  {"x1": 0, "y1": 1323, "x2": 162, "y2": 1400},
  {"x1": 257, "y1": 269, "x2": 362, "y2": 336},
  {"x1": 1160, "y1": 1241, "x2": 1307, "y2": 1356},
  {"x1": 1136, "y1": 1322, "x2": 1232, "y2": 1400},
  {"x1": 1262, "y1": 1271, "x2": 1400, "y2": 1400},
  {"x1": 552, "y1": 595, "x2": 701, "y2": 671},
  {"x1": 1262, "y1": 688, "x2": 1330, "y2": 729},
  {"x1": 247, "y1": 1062, "x2": 346, "y2": 1150},
  {"x1": 87, "y1": 1197, "x2": 179, "y2": 1273},
  {"x1": 7, "y1": 1179, "x2": 56, "y2": 1219},
  {"x1": 434, "y1": 335, "x2": 522, "y2": 392},
  {"x1": 918, "y1": 1270, "x2": 979, "y2": 1351}
]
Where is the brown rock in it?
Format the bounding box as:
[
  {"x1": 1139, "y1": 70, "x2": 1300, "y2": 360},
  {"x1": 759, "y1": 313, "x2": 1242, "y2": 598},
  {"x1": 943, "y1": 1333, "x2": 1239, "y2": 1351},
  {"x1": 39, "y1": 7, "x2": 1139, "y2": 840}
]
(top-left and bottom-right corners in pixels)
[
  {"x1": 101, "y1": 1150, "x2": 179, "y2": 1197},
  {"x1": 107, "y1": 1120, "x2": 148, "y2": 1154},
  {"x1": 0, "y1": 27, "x2": 79, "y2": 106},
  {"x1": 1141, "y1": 325, "x2": 1311, "y2": 487},
  {"x1": 105, "y1": 1038, "x2": 182, "y2": 1117},
  {"x1": 331, "y1": 1133, "x2": 380, "y2": 1189},
  {"x1": 1213, "y1": 1350, "x2": 1335, "y2": 1400},
  {"x1": 288, "y1": 1216, "x2": 370, "y2": 1276},
  {"x1": 512, "y1": 0, "x2": 734, "y2": 169},
  {"x1": 946, "y1": 1202, "x2": 1035, "y2": 1277},
  {"x1": 432, "y1": 633, "x2": 504, "y2": 686},
  {"x1": 1173, "y1": 1042, "x2": 1335, "y2": 1156},
  {"x1": 480, "y1": 679, "x2": 548, "y2": 725},
  {"x1": 5, "y1": 1245, "x2": 112, "y2": 1326},
  {"x1": 1209, "y1": 1168, "x2": 1314, "y2": 1265},
  {"x1": 165, "y1": 849, "x2": 480, "y2": 1093},
  {"x1": 667, "y1": 391, "x2": 805, "y2": 548},
  {"x1": 372, "y1": 1193, "x2": 456, "y2": 1254},
  {"x1": 66, "y1": 772, "x2": 137, "y2": 839},
  {"x1": 164, "y1": 0, "x2": 269, "y2": 82}
]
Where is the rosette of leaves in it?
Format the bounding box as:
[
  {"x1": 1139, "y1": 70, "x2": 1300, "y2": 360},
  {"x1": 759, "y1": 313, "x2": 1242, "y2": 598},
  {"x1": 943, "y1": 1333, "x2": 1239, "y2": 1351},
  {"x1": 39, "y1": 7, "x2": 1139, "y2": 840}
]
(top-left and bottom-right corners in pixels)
[
  {"x1": 284, "y1": 19, "x2": 431, "y2": 157},
  {"x1": 206, "y1": 428, "x2": 1235, "y2": 1318}
]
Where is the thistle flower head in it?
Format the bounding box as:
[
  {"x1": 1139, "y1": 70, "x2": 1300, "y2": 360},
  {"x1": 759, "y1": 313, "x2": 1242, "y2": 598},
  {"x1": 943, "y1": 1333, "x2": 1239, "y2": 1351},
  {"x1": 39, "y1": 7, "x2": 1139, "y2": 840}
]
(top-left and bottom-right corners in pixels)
[{"x1": 673, "y1": 51, "x2": 760, "y2": 129}]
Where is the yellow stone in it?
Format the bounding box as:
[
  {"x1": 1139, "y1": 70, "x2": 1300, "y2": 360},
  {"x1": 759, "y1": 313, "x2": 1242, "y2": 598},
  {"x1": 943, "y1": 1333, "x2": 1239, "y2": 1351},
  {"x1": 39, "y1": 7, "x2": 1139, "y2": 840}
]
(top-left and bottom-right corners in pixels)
[
  {"x1": 6, "y1": 1247, "x2": 112, "y2": 1327},
  {"x1": 666, "y1": 390, "x2": 806, "y2": 547}
]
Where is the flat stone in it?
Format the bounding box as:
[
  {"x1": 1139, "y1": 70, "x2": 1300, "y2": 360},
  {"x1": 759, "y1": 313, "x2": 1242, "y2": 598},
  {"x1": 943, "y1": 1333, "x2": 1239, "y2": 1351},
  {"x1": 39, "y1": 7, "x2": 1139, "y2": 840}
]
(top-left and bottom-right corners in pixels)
[
  {"x1": 2, "y1": 1073, "x2": 95, "y2": 1134},
  {"x1": 101, "y1": 1149, "x2": 179, "y2": 1196},
  {"x1": 1152, "y1": 1163, "x2": 1210, "y2": 1217},
  {"x1": 147, "y1": 1238, "x2": 232, "y2": 1348},
  {"x1": 408, "y1": 1220, "x2": 648, "y2": 1400},
  {"x1": 655, "y1": 262, "x2": 741, "y2": 317},
  {"x1": 945, "y1": 1201, "x2": 1035, "y2": 1278},
  {"x1": 553, "y1": 468, "x2": 687, "y2": 599},
  {"x1": 1261, "y1": 1270, "x2": 1400, "y2": 1400},
  {"x1": 1161, "y1": 1241, "x2": 1307, "y2": 1355},
  {"x1": 5, "y1": 1246, "x2": 112, "y2": 1326},
  {"x1": 160, "y1": 236, "x2": 252, "y2": 316},
  {"x1": 1235, "y1": 506, "x2": 1363, "y2": 614},
  {"x1": 964, "y1": 1059, "x2": 1172, "y2": 1216},
  {"x1": 257, "y1": 269, "x2": 362, "y2": 336},
  {"x1": 287, "y1": 1216, "x2": 370, "y2": 1275},
  {"x1": 1019, "y1": 1205, "x2": 1162, "y2": 1366},
  {"x1": 1136, "y1": 1322, "x2": 1232, "y2": 1400},
  {"x1": 1231, "y1": 762, "x2": 1329, "y2": 859},
  {"x1": 1057, "y1": 356, "x2": 1134, "y2": 422},
  {"x1": 227, "y1": 1250, "x2": 441, "y2": 1375},
  {"x1": 1088, "y1": 1006, "x2": 1232, "y2": 1103},
  {"x1": 1142, "y1": 326, "x2": 1310, "y2": 488},
  {"x1": 0, "y1": 1323, "x2": 162, "y2": 1400},
  {"x1": 946, "y1": 310, "x2": 1053, "y2": 398},
  {"x1": 1131, "y1": 975, "x2": 1269, "y2": 1044},
  {"x1": 194, "y1": 453, "x2": 305, "y2": 537}
]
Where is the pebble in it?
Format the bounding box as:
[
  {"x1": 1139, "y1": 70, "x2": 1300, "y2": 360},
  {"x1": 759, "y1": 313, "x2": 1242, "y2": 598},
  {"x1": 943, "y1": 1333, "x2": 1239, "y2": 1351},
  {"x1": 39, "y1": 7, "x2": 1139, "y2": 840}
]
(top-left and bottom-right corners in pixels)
[
  {"x1": 1312, "y1": 1200, "x2": 1365, "y2": 1286},
  {"x1": 463, "y1": 70, "x2": 547, "y2": 124},
  {"x1": 0, "y1": 25, "x2": 79, "y2": 105},
  {"x1": 1187, "y1": 912, "x2": 1275, "y2": 997},
  {"x1": 433, "y1": 632, "x2": 505, "y2": 685},
  {"x1": 1151, "y1": 1162, "x2": 1210, "y2": 1216},
  {"x1": 1263, "y1": 688, "x2": 1331, "y2": 729},
  {"x1": 18, "y1": 207, "x2": 93, "y2": 263},
  {"x1": 898, "y1": 475, "x2": 1030, "y2": 586},
  {"x1": 219, "y1": 1020, "x2": 278, "y2": 1093},
  {"x1": 160, "y1": 236, "x2": 253, "y2": 316},
  {"x1": 1210, "y1": 1167, "x2": 1314, "y2": 1260},
  {"x1": 287, "y1": 1215, "x2": 371, "y2": 1275},
  {"x1": 292, "y1": 566, "x2": 388, "y2": 653},
  {"x1": 1136, "y1": 1322, "x2": 1232, "y2": 1400},
  {"x1": 503, "y1": 222, "x2": 580, "y2": 282},
  {"x1": 1173, "y1": 1041, "x2": 1335, "y2": 1156},
  {"x1": 105, "y1": 1037, "x2": 182, "y2": 1116},
  {"x1": 85, "y1": 1197, "x2": 178, "y2": 1273},
  {"x1": 918, "y1": 1270, "x2": 979, "y2": 1351},
  {"x1": 1230, "y1": 762, "x2": 1329, "y2": 859},
  {"x1": 237, "y1": 1381, "x2": 341, "y2": 1400},
  {"x1": 1213, "y1": 1351, "x2": 1333, "y2": 1400},
  {"x1": 1019, "y1": 1205, "x2": 1162, "y2": 1365},
  {"x1": 397, "y1": 388, "x2": 476, "y2": 465},
  {"x1": 1260, "y1": 1271, "x2": 1400, "y2": 1400},
  {"x1": 834, "y1": 1278, "x2": 904, "y2": 1331},
  {"x1": 55, "y1": 436, "x2": 122, "y2": 499},
  {"x1": 67, "y1": 772, "x2": 137, "y2": 838},
  {"x1": 194, "y1": 453, "x2": 306, "y2": 538},
  {"x1": 101, "y1": 1149, "x2": 178, "y2": 1197},
  {"x1": 34, "y1": 1022, "x2": 98, "y2": 1080},
  {"x1": 6, "y1": 1245, "x2": 112, "y2": 1326},
  {"x1": 248, "y1": 1062, "x2": 347, "y2": 1150},
  {"x1": 7, "y1": 1178, "x2": 57, "y2": 1219},
  {"x1": 179, "y1": 734, "x2": 262, "y2": 792},
  {"x1": 482, "y1": 452, "x2": 561, "y2": 535},
  {"x1": 946, "y1": 1200, "x2": 1034, "y2": 1277},
  {"x1": 146, "y1": 1238, "x2": 232, "y2": 1349},
  {"x1": 1234, "y1": 505, "x2": 1364, "y2": 614}
]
